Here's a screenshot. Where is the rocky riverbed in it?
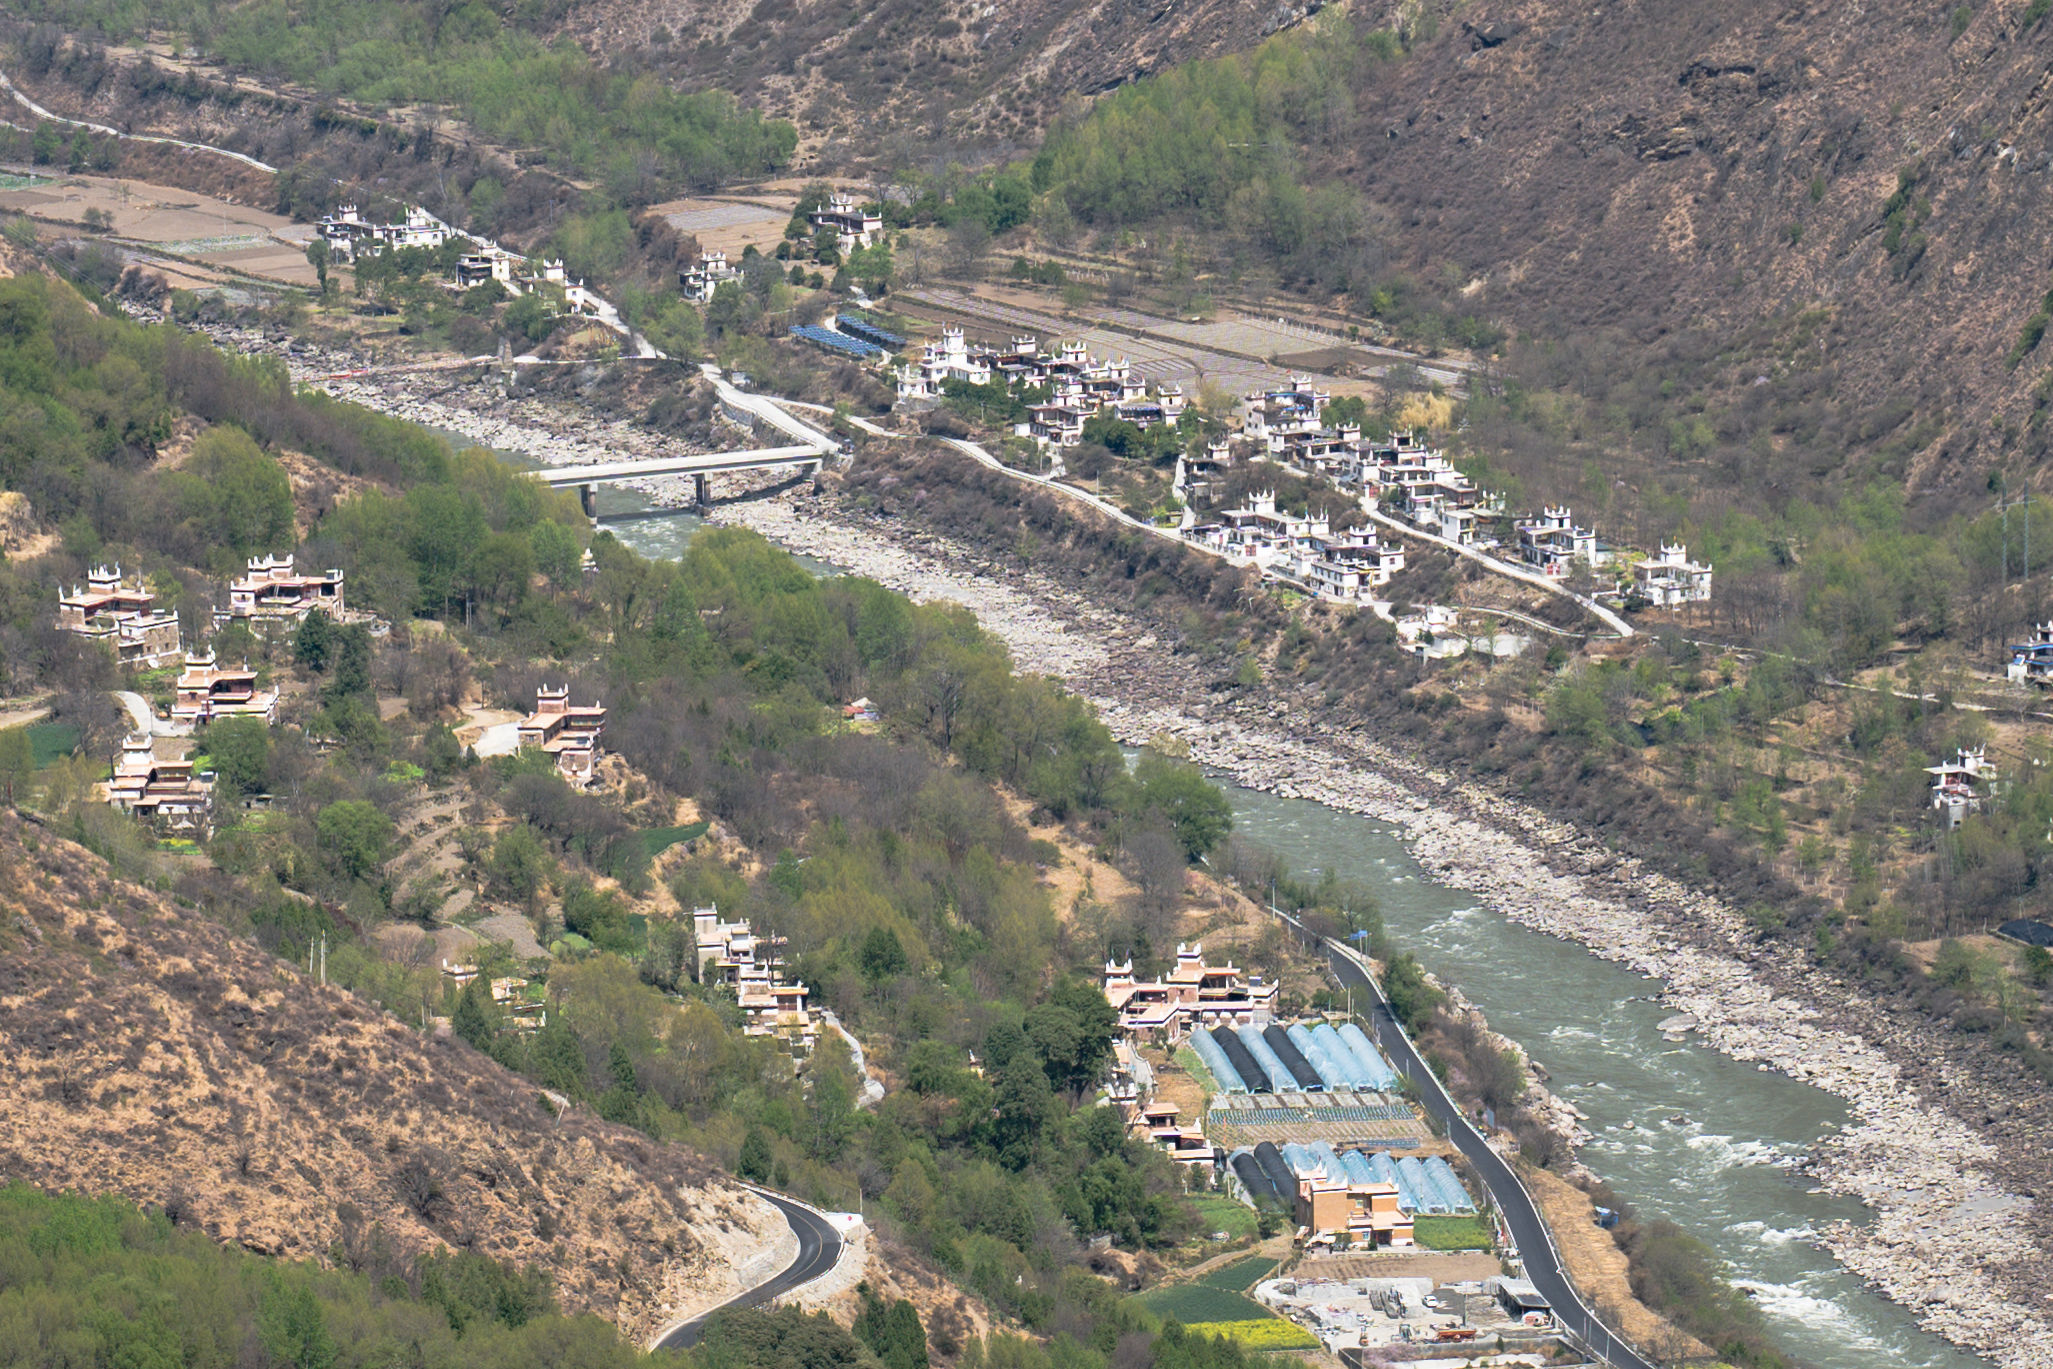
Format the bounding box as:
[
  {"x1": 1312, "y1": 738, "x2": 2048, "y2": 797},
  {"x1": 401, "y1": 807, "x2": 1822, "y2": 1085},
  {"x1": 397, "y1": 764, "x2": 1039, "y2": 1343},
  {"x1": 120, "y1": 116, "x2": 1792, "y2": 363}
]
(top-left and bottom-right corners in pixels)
[
  {"x1": 705, "y1": 492, "x2": 2052, "y2": 1368},
  {"x1": 264, "y1": 347, "x2": 2049, "y2": 1366}
]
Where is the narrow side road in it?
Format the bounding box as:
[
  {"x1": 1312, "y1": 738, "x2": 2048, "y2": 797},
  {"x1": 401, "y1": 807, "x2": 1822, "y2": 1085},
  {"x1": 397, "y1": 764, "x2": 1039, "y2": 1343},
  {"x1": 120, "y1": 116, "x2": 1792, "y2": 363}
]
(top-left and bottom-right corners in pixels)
[
  {"x1": 652, "y1": 1189, "x2": 843, "y2": 1350},
  {"x1": 0, "y1": 65, "x2": 279, "y2": 172}
]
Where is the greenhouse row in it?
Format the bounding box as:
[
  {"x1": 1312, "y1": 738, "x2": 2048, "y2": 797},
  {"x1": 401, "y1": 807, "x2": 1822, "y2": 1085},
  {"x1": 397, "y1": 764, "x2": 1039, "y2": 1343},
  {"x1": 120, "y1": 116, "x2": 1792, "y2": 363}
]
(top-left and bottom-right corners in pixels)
[
  {"x1": 1228, "y1": 1141, "x2": 1476, "y2": 1215},
  {"x1": 1190, "y1": 1021, "x2": 1399, "y2": 1094}
]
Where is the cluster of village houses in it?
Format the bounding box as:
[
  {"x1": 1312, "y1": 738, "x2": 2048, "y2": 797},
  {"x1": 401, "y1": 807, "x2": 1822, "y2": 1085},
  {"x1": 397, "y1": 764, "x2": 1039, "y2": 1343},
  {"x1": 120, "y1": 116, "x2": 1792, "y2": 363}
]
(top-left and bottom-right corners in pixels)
[
  {"x1": 316, "y1": 204, "x2": 619, "y2": 325},
  {"x1": 888, "y1": 328, "x2": 1714, "y2": 612},
  {"x1": 1096, "y1": 943, "x2": 1483, "y2": 1253},
  {"x1": 680, "y1": 193, "x2": 885, "y2": 302},
  {"x1": 427, "y1": 908, "x2": 813, "y2": 1054},
  {"x1": 59, "y1": 555, "x2": 605, "y2": 837},
  {"x1": 690, "y1": 905, "x2": 817, "y2": 1051}
]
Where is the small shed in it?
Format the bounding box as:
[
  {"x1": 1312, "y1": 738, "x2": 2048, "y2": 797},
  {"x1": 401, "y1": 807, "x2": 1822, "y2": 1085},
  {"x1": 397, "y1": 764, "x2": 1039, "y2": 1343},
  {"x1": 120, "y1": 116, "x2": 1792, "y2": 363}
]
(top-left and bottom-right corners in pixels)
[
  {"x1": 1492, "y1": 1276, "x2": 1550, "y2": 1318},
  {"x1": 1997, "y1": 919, "x2": 2053, "y2": 949}
]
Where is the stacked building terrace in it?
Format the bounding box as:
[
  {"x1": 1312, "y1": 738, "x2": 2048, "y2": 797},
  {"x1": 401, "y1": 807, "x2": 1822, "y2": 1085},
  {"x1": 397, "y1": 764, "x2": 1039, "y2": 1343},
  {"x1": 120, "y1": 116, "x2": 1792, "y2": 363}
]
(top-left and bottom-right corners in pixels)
[
  {"x1": 56, "y1": 565, "x2": 182, "y2": 669},
  {"x1": 693, "y1": 906, "x2": 815, "y2": 1051}
]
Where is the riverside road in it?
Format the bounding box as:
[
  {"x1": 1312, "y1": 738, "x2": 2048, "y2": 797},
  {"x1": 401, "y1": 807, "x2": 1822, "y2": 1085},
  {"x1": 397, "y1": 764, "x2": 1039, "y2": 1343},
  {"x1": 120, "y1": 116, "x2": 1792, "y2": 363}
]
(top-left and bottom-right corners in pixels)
[{"x1": 1310, "y1": 932, "x2": 1659, "y2": 1369}]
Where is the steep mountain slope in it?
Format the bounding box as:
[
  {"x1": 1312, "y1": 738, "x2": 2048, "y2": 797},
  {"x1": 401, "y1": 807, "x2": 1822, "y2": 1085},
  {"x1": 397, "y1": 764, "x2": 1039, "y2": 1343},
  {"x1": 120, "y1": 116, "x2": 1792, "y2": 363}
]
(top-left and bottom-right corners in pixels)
[
  {"x1": 1332, "y1": 0, "x2": 2053, "y2": 501},
  {"x1": 562, "y1": 0, "x2": 1328, "y2": 147},
  {"x1": 0, "y1": 813, "x2": 784, "y2": 1344}
]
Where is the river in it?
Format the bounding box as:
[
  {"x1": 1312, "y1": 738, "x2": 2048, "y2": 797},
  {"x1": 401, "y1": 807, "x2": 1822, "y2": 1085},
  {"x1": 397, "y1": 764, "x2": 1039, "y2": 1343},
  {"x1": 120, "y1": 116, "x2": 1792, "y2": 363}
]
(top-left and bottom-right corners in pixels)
[
  {"x1": 1220, "y1": 781, "x2": 1991, "y2": 1369},
  {"x1": 451, "y1": 429, "x2": 1993, "y2": 1368},
  {"x1": 582, "y1": 484, "x2": 844, "y2": 577}
]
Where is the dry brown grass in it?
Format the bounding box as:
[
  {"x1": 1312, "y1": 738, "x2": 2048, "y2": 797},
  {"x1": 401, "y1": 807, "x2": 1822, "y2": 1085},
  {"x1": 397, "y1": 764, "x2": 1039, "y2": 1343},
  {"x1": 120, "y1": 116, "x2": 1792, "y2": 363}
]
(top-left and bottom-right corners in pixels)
[
  {"x1": 0, "y1": 813, "x2": 781, "y2": 1342},
  {"x1": 1519, "y1": 1161, "x2": 1711, "y2": 1359}
]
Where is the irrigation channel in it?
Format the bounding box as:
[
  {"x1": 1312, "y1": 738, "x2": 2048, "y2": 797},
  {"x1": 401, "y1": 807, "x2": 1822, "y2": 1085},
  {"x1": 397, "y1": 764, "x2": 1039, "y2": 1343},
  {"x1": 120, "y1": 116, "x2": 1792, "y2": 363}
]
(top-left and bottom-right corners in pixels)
[{"x1": 1221, "y1": 781, "x2": 1991, "y2": 1369}]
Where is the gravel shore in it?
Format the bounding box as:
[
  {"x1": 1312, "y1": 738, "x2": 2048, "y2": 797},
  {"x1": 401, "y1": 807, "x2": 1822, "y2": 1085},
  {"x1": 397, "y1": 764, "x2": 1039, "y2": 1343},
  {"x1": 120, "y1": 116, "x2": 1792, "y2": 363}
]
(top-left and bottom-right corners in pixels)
[
  {"x1": 276, "y1": 349, "x2": 2048, "y2": 1366},
  {"x1": 709, "y1": 494, "x2": 2051, "y2": 1368}
]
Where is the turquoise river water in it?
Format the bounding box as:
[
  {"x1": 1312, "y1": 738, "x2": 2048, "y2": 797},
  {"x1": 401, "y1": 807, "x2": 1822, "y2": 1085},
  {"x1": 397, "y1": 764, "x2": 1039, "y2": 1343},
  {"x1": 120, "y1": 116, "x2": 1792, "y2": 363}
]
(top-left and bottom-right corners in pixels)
[
  {"x1": 561, "y1": 479, "x2": 1985, "y2": 1368},
  {"x1": 1219, "y1": 780, "x2": 1990, "y2": 1369}
]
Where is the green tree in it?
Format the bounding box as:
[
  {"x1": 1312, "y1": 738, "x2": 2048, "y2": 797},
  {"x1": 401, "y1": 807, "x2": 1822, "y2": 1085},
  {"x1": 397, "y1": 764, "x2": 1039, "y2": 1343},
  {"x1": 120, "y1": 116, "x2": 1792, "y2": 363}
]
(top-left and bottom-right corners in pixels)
[
  {"x1": 531, "y1": 1014, "x2": 587, "y2": 1097},
  {"x1": 305, "y1": 239, "x2": 330, "y2": 295},
  {"x1": 0, "y1": 725, "x2": 32, "y2": 803},
  {"x1": 1383, "y1": 952, "x2": 1442, "y2": 1031},
  {"x1": 316, "y1": 800, "x2": 393, "y2": 882},
  {"x1": 854, "y1": 1287, "x2": 928, "y2": 1369},
  {"x1": 504, "y1": 291, "x2": 557, "y2": 346},
  {"x1": 30, "y1": 121, "x2": 61, "y2": 165},
  {"x1": 492, "y1": 825, "x2": 553, "y2": 910},
  {"x1": 258, "y1": 1279, "x2": 337, "y2": 1369},
  {"x1": 324, "y1": 624, "x2": 374, "y2": 704},
  {"x1": 1025, "y1": 977, "x2": 1117, "y2": 1096},
  {"x1": 205, "y1": 715, "x2": 271, "y2": 798},
  {"x1": 1132, "y1": 751, "x2": 1233, "y2": 861},
  {"x1": 452, "y1": 975, "x2": 497, "y2": 1052},
  {"x1": 737, "y1": 1127, "x2": 775, "y2": 1184},
  {"x1": 530, "y1": 518, "x2": 583, "y2": 587},
  {"x1": 170, "y1": 426, "x2": 294, "y2": 556},
  {"x1": 858, "y1": 925, "x2": 908, "y2": 982},
  {"x1": 294, "y1": 609, "x2": 335, "y2": 672}
]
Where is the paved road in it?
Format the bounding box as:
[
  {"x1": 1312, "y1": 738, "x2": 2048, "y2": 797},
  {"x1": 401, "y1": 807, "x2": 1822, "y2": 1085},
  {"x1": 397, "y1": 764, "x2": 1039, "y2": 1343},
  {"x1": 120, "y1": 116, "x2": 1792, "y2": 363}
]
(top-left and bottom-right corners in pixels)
[
  {"x1": 1358, "y1": 505, "x2": 1633, "y2": 640},
  {"x1": 1294, "y1": 921, "x2": 1657, "y2": 1369},
  {"x1": 112, "y1": 690, "x2": 189, "y2": 738},
  {"x1": 654, "y1": 1189, "x2": 842, "y2": 1350}
]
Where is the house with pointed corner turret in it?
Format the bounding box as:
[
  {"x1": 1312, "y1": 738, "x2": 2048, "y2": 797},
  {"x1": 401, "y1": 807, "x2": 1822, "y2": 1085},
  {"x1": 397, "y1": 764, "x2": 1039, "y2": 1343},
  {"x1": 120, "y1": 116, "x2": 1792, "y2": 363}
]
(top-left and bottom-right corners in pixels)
[
  {"x1": 517, "y1": 686, "x2": 606, "y2": 786},
  {"x1": 56, "y1": 565, "x2": 182, "y2": 668},
  {"x1": 1101, "y1": 942, "x2": 1278, "y2": 1039},
  {"x1": 217, "y1": 553, "x2": 345, "y2": 629}
]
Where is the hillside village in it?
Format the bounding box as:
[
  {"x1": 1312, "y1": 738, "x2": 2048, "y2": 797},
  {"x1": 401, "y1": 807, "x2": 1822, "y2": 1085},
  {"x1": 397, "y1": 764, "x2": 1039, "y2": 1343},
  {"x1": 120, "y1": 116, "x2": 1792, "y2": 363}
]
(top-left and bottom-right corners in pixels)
[{"x1": 5, "y1": 8, "x2": 2053, "y2": 1366}]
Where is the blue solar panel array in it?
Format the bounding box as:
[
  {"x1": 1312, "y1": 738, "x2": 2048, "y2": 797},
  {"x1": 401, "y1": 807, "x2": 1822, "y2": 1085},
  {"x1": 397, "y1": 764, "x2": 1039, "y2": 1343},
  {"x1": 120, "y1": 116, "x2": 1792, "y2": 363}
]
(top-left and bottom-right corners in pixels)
[
  {"x1": 836, "y1": 313, "x2": 906, "y2": 350},
  {"x1": 789, "y1": 324, "x2": 882, "y2": 359}
]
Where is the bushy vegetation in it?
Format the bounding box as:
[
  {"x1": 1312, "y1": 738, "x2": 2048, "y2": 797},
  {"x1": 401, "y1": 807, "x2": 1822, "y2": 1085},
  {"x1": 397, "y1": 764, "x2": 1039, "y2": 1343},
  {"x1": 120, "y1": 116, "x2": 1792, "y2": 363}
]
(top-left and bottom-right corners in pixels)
[
  {"x1": 0, "y1": 266, "x2": 1284, "y2": 1362},
  {"x1": 0, "y1": 1184, "x2": 662, "y2": 1368},
  {"x1": 20, "y1": 0, "x2": 795, "y2": 196},
  {"x1": 1022, "y1": 16, "x2": 1495, "y2": 341}
]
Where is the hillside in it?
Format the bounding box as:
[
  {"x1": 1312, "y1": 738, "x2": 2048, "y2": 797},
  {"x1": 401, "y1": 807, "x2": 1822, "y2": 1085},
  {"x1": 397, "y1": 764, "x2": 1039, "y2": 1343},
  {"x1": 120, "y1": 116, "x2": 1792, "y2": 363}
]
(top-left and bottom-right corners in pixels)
[
  {"x1": 1317, "y1": 0, "x2": 2053, "y2": 503},
  {"x1": 0, "y1": 811, "x2": 783, "y2": 1344},
  {"x1": 554, "y1": 0, "x2": 1324, "y2": 149}
]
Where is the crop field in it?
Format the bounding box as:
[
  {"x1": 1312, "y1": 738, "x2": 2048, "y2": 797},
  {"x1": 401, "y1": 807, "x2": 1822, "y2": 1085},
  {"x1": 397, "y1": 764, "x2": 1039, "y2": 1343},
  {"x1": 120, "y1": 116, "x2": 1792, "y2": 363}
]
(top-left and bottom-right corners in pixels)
[
  {"x1": 1413, "y1": 1215, "x2": 1494, "y2": 1251},
  {"x1": 0, "y1": 170, "x2": 316, "y2": 287},
  {"x1": 1134, "y1": 1284, "x2": 1270, "y2": 1324},
  {"x1": 1172, "y1": 1045, "x2": 1218, "y2": 1096},
  {"x1": 652, "y1": 194, "x2": 795, "y2": 260},
  {"x1": 1192, "y1": 1255, "x2": 1280, "y2": 1291},
  {"x1": 1189, "y1": 1320, "x2": 1319, "y2": 1351},
  {"x1": 1185, "y1": 1195, "x2": 1257, "y2": 1240}
]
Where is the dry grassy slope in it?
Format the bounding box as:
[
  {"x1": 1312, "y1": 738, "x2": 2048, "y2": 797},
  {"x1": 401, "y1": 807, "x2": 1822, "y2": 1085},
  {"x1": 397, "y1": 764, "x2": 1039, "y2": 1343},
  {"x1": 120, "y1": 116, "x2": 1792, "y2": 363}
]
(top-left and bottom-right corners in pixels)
[
  {"x1": 562, "y1": 0, "x2": 1326, "y2": 146},
  {"x1": 0, "y1": 813, "x2": 783, "y2": 1343},
  {"x1": 1338, "y1": 0, "x2": 2053, "y2": 500}
]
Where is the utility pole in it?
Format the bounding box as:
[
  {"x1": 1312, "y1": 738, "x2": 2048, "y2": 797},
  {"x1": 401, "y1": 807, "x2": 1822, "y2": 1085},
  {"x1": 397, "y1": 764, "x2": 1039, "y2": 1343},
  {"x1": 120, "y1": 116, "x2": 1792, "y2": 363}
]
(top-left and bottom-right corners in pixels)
[
  {"x1": 1998, "y1": 475, "x2": 2028, "y2": 589},
  {"x1": 318, "y1": 931, "x2": 327, "y2": 987}
]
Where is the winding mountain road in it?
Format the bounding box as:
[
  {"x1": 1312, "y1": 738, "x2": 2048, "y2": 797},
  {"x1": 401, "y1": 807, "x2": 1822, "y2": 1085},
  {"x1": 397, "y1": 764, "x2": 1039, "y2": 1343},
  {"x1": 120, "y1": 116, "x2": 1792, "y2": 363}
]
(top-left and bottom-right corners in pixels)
[
  {"x1": 653, "y1": 1189, "x2": 844, "y2": 1351},
  {"x1": 0, "y1": 65, "x2": 278, "y2": 172}
]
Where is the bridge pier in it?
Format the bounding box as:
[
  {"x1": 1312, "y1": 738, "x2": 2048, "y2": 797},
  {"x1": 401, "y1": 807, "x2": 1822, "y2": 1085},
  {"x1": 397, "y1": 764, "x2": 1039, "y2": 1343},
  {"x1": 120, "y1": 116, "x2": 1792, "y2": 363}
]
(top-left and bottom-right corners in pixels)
[
  {"x1": 578, "y1": 483, "x2": 597, "y2": 518},
  {"x1": 809, "y1": 459, "x2": 824, "y2": 494},
  {"x1": 693, "y1": 474, "x2": 711, "y2": 507}
]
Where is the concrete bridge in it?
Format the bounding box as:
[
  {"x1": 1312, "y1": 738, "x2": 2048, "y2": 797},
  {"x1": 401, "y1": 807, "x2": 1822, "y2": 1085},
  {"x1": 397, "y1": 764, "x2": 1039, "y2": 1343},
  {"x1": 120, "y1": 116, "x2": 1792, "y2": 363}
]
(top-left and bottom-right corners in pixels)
[{"x1": 537, "y1": 445, "x2": 829, "y2": 516}]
